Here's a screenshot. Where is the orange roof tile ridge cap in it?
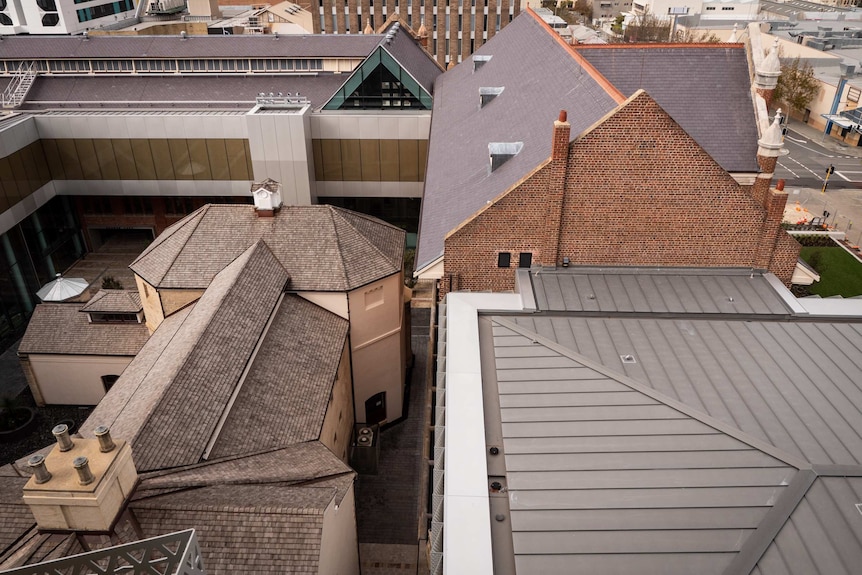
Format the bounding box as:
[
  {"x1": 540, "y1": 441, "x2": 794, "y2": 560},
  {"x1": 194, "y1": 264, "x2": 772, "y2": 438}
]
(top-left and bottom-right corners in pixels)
[{"x1": 525, "y1": 7, "x2": 625, "y2": 104}]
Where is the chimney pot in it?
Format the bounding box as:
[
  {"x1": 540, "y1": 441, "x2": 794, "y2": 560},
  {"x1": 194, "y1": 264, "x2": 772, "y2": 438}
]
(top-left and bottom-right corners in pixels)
[
  {"x1": 52, "y1": 424, "x2": 74, "y2": 452},
  {"x1": 776, "y1": 178, "x2": 786, "y2": 191},
  {"x1": 73, "y1": 456, "x2": 95, "y2": 485},
  {"x1": 94, "y1": 425, "x2": 116, "y2": 453},
  {"x1": 28, "y1": 454, "x2": 52, "y2": 484},
  {"x1": 559, "y1": 110, "x2": 568, "y2": 123}
]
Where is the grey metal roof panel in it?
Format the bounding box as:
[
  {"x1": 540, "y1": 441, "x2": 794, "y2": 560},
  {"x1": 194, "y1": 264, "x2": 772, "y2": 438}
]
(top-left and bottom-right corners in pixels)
[
  {"x1": 130, "y1": 204, "x2": 404, "y2": 292},
  {"x1": 510, "y1": 316, "x2": 862, "y2": 465},
  {"x1": 489, "y1": 319, "x2": 799, "y2": 574},
  {"x1": 414, "y1": 12, "x2": 620, "y2": 270},
  {"x1": 578, "y1": 45, "x2": 760, "y2": 173},
  {"x1": 531, "y1": 268, "x2": 793, "y2": 314},
  {"x1": 0, "y1": 34, "x2": 380, "y2": 60},
  {"x1": 23, "y1": 74, "x2": 347, "y2": 108},
  {"x1": 754, "y1": 477, "x2": 862, "y2": 575}
]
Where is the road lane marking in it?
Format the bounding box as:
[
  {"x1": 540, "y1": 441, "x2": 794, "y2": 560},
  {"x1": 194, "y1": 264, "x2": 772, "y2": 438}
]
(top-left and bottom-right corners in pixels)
[
  {"x1": 834, "y1": 171, "x2": 851, "y2": 181},
  {"x1": 777, "y1": 162, "x2": 800, "y2": 177}
]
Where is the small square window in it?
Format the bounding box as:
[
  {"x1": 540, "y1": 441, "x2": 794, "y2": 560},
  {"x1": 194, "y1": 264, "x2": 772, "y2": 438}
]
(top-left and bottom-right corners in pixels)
[
  {"x1": 518, "y1": 252, "x2": 532, "y2": 268},
  {"x1": 497, "y1": 252, "x2": 511, "y2": 268}
]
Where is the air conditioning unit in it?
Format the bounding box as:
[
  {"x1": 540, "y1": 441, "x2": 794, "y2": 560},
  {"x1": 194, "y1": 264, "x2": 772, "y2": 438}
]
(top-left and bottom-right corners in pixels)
[{"x1": 350, "y1": 425, "x2": 380, "y2": 475}]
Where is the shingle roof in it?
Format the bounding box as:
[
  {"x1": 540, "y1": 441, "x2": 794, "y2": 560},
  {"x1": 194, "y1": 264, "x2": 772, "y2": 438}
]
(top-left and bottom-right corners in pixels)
[
  {"x1": 81, "y1": 241, "x2": 290, "y2": 471},
  {"x1": 577, "y1": 44, "x2": 759, "y2": 173},
  {"x1": 0, "y1": 34, "x2": 380, "y2": 60},
  {"x1": 80, "y1": 290, "x2": 142, "y2": 314},
  {"x1": 130, "y1": 204, "x2": 404, "y2": 292},
  {"x1": 18, "y1": 303, "x2": 148, "y2": 356},
  {"x1": 209, "y1": 295, "x2": 348, "y2": 459},
  {"x1": 415, "y1": 11, "x2": 620, "y2": 270},
  {"x1": 0, "y1": 473, "x2": 34, "y2": 557},
  {"x1": 23, "y1": 74, "x2": 347, "y2": 109}
]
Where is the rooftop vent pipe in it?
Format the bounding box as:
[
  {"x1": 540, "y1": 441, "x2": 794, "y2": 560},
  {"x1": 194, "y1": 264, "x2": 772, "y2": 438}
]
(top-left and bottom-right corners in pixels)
[{"x1": 52, "y1": 424, "x2": 74, "y2": 452}]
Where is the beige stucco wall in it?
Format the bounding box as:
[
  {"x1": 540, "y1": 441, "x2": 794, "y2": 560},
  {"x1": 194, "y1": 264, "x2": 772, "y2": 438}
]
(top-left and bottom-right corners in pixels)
[
  {"x1": 25, "y1": 354, "x2": 133, "y2": 405},
  {"x1": 319, "y1": 483, "x2": 359, "y2": 575},
  {"x1": 320, "y1": 342, "x2": 355, "y2": 463},
  {"x1": 347, "y1": 273, "x2": 405, "y2": 424},
  {"x1": 299, "y1": 291, "x2": 349, "y2": 319},
  {"x1": 160, "y1": 288, "x2": 204, "y2": 317},
  {"x1": 135, "y1": 276, "x2": 164, "y2": 333}
]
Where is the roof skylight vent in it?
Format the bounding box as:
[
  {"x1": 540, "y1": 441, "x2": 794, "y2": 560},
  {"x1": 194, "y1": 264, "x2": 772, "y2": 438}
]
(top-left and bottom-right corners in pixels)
[
  {"x1": 479, "y1": 87, "x2": 504, "y2": 108},
  {"x1": 489, "y1": 142, "x2": 523, "y2": 172},
  {"x1": 473, "y1": 54, "x2": 492, "y2": 72},
  {"x1": 620, "y1": 354, "x2": 637, "y2": 364}
]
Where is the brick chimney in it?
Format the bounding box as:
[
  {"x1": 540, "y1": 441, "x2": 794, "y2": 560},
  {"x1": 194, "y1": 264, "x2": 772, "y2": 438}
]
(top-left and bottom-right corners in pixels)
[
  {"x1": 417, "y1": 20, "x2": 428, "y2": 49},
  {"x1": 540, "y1": 110, "x2": 570, "y2": 267},
  {"x1": 23, "y1": 425, "x2": 138, "y2": 532},
  {"x1": 251, "y1": 178, "x2": 283, "y2": 217}
]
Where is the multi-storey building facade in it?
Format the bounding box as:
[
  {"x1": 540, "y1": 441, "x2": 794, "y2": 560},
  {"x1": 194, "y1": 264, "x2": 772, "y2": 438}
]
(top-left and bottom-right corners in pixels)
[{"x1": 0, "y1": 0, "x2": 139, "y2": 34}]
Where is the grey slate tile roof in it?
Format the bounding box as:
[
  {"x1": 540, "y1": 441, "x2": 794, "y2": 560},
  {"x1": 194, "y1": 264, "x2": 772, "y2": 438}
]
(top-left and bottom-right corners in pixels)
[
  {"x1": 415, "y1": 11, "x2": 620, "y2": 270},
  {"x1": 23, "y1": 74, "x2": 347, "y2": 109},
  {"x1": 381, "y1": 24, "x2": 445, "y2": 94},
  {"x1": 0, "y1": 34, "x2": 380, "y2": 60},
  {"x1": 130, "y1": 204, "x2": 404, "y2": 292},
  {"x1": 578, "y1": 44, "x2": 760, "y2": 173},
  {"x1": 489, "y1": 317, "x2": 800, "y2": 574},
  {"x1": 17, "y1": 302, "x2": 148, "y2": 356},
  {"x1": 531, "y1": 268, "x2": 793, "y2": 315},
  {"x1": 209, "y1": 295, "x2": 348, "y2": 459},
  {"x1": 80, "y1": 290, "x2": 142, "y2": 314}
]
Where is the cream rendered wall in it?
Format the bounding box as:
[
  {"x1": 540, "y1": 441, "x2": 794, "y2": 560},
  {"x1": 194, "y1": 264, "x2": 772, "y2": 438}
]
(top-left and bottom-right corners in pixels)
[
  {"x1": 26, "y1": 354, "x2": 133, "y2": 405},
  {"x1": 347, "y1": 273, "x2": 404, "y2": 423},
  {"x1": 245, "y1": 106, "x2": 314, "y2": 205},
  {"x1": 160, "y1": 289, "x2": 204, "y2": 317},
  {"x1": 135, "y1": 276, "x2": 164, "y2": 333},
  {"x1": 318, "y1": 483, "x2": 359, "y2": 575},
  {"x1": 320, "y1": 342, "x2": 355, "y2": 463},
  {"x1": 298, "y1": 292, "x2": 349, "y2": 319}
]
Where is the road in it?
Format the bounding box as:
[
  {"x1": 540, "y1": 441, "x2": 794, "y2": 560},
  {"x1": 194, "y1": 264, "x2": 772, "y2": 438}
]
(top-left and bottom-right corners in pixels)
[{"x1": 775, "y1": 128, "x2": 862, "y2": 192}]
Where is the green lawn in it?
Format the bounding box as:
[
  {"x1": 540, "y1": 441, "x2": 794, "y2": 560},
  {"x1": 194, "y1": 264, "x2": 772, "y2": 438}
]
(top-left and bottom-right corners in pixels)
[{"x1": 800, "y1": 246, "x2": 862, "y2": 297}]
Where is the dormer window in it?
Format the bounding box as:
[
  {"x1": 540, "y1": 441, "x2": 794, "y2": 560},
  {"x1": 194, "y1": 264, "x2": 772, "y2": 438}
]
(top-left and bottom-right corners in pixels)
[
  {"x1": 479, "y1": 87, "x2": 504, "y2": 108},
  {"x1": 87, "y1": 312, "x2": 141, "y2": 323},
  {"x1": 473, "y1": 54, "x2": 492, "y2": 72},
  {"x1": 489, "y1": 142, "x2": 523, "y2": 172}
]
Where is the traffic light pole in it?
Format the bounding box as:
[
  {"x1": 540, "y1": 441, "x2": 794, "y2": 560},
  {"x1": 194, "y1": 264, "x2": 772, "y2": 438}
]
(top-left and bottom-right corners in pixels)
[{"x1": 822, "y1": 164, "x2": 835, "y2": 194}]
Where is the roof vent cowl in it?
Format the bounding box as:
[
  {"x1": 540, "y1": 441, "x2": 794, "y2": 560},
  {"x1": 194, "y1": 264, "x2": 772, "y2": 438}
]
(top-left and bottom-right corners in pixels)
[{"x1": 251, "y1": 178, "x2": 284, "y2": 217}]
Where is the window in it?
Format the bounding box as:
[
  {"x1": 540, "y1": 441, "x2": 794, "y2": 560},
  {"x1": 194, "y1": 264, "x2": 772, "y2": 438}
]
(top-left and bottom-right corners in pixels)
[
  {"x1": 721, "y1": 5, "x2": 734, "y2": 9},
  {"x1": 518, "y1": 252, "x2": 532, "y2": 268},
  {"x1": 101, "y1": 375, "x2": 120, "y2": 392},
  {"x1": 497, "y1": 252, "x2": 511, "y2": 268},
  {"x1": 705, "y1": 6, "x2": 715, "y2": 9}
]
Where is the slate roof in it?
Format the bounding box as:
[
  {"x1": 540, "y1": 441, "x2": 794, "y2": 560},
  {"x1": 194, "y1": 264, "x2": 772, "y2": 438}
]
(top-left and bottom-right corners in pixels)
[
  {"x1": 130, "y1": 204, "x2": 404, "y2": 292},
  {"x1": 0, "y1": 34, "x2": 380, "y2": 60},
  {"x1": 18, "y1": 303, "x2": 148, "y2": 356},
  {"x1": 22, "y1": 74, "x2": 347, "y2": 109},
  {"x1": 415, "y1": 10, "x2": 762, "y2": 271},
  {"x1": 488, "y1": 318, "x2": 800, "y2": 573},
  {"x1": 415, "y1": 10, "x2": 621, "y2": 270},
  {"x1": 80, "y1": 290, "x2": 142, "y2": 314},
  {"x1": 578, "y1": 44, "x2": 759, "y2": 173},
  {"x1": 381, "y1": 23, "x2": 445, "y2": 94},
  {"x1": 530, "y1": 268, "x2": 793, "y2": 315}
]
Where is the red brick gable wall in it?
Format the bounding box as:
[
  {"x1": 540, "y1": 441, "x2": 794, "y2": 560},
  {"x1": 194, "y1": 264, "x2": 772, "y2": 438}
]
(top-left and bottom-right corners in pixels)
[{"x1": 441, "y1": 92, "x2": 800, "y2": 295}]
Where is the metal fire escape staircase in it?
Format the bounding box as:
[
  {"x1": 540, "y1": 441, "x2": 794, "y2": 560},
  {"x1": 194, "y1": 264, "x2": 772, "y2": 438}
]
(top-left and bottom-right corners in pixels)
[{"x1": 2, "y1": 62, "x2": 37, "y2": 109}]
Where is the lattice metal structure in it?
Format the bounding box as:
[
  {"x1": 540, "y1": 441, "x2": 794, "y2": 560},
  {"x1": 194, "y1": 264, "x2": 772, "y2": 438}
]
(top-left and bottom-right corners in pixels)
[
  {"x1": 430, "y1": 300, "x2": 447, "y2": 575},
  {"x1": 3, "y1": 529, "x2": 206, "y2": 575}
]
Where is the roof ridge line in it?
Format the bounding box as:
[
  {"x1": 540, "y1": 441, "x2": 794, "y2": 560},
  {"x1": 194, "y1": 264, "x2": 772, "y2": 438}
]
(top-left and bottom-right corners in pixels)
[
  {"x1": 131, "y1": 204, "x2": 209, "y2": 285},
  {"x1": 327, "y1": 207, "x2": 354, "y2": 292},
  {"x1": 575, "y1": 42, "x2": 743, "y2": 50},
  {"x1": 491, "y1": 315, "x2": 813, "y2": 471},
  {"x1": 525, "y1": 7, "x2": 625, "y2": 104},
  {"x1": 330, "y1": 206, "x2": 401, "y2": 275}
]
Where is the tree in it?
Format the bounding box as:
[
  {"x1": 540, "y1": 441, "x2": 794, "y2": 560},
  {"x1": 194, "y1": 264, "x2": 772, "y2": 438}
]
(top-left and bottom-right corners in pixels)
[
  {"x1": 773, "y1": 57, "x2": 820, "y2": 122},
  {"x1": 616, "y1": 13, "x2": 671, "y2": 42}
]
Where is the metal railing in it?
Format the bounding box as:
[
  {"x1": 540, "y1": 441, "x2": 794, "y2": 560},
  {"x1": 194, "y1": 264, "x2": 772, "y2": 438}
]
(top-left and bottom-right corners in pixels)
[
  {"x1": 2, "y1": 529, "x2": 206, "y2": 575},
  {"x1": 1, "y1": 61, "x2": 37, "y2": 109}
]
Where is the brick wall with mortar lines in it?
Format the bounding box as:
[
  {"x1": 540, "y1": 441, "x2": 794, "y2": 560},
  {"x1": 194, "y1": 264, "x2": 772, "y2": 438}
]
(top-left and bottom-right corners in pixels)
[{"x1": 442, "y1": 93, "x2": 799, "y2": 295}]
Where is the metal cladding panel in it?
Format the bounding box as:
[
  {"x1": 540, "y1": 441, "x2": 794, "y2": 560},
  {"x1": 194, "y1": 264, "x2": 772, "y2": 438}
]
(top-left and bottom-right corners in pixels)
[
  {"x1": 754, "y1": 477, "x2": 862, "y2": 575},
  {"x1": 510, "y1": 316, "x2": 862, "y2": 466},
  {"x1": 491, "y1": 320, "x2": 797, "y2": 573},
  {"x1": 531, "y1": 269, "x2": 792, "y2": 315}
]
